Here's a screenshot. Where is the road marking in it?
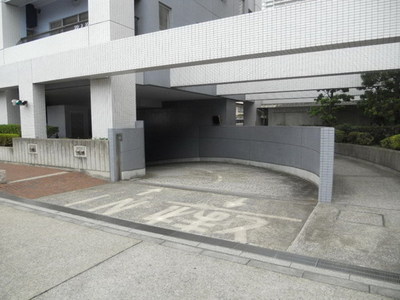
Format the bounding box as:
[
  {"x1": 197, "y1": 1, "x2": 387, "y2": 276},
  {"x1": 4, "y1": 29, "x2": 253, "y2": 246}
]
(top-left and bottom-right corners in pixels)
[
  {"x1": 136, "y1": 188, "x2": 163, "y2": 196},
  {"x1": 8, "y1": 172, "x2": 68, "y2": 184},
  {"x1": 144, "y1": 206, "x2": 197, "y2": 225},
  {"x1": 198, "y1": 168, "x2": 222, "y2": 183},
  {"x1": 224, "y1": 198, "x2": 247, "y2": 208},
  {"x1": 142, "y1": 205, "x2": 270, "y2": 243},
  {"x1": 65, "y1": 194, "x2": 110, "y2": 207},
  {"x1": 173, "y1": 211, "x2": 230, "y2": 233},
  {"x1": 88, "y1": 198, "x2": 148, "y2": 216},
  {"x1": 167, "y1": 201, "x2": 302, "y2": 222},
  {"x1": 215, "y1": 215, "x2": 268, "y2": 243}
]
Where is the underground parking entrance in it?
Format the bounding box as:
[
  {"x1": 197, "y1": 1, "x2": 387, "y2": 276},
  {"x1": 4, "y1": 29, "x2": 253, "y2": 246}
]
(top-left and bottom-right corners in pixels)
[
  {"x1": 37, "y1": 161, "x2": 317, "y2": 251},
  {"x1": 81, "y1": 96, "x2": 331, "y2": 250}
]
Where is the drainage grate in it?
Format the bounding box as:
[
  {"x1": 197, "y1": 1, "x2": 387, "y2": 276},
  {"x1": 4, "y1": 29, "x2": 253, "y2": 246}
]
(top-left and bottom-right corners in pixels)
[
  {"x1": 275, "y1": 251, "x2": 318, "y2": 266},
  {"x1": 317, "y1": 259, "x2": 400, "y2": 284}
]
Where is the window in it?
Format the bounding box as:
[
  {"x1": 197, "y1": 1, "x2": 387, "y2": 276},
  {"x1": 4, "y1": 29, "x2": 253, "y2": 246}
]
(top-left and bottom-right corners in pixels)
[
  {"x1": 159, "y1": 2, "x2": 170, "y2": 30},
  {"x1": 49, "y1": 11, "x2": 89, "y2": 33}
]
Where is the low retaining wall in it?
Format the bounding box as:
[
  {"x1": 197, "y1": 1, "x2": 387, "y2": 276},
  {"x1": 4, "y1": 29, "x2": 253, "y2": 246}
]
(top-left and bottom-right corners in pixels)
[
  {"x1": 146, "y1": 126, "x2": 334, "y2": 202},
  {"x1": 0, "y1": 138, "x2": 110, "y2": 178},
  {"x1": 335, "y1": 143, "x2": 400, "y2": 172}
]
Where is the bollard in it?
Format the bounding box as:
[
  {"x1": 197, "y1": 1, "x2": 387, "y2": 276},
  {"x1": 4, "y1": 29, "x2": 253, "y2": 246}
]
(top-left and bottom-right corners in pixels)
[{"x1": 0, "y1": 169, "x2": 6, "y2": 184}]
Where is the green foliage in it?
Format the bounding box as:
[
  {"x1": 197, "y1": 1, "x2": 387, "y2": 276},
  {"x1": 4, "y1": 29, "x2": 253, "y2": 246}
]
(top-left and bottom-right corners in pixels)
[
  {"x1": 309, "y1": 89, "x2": 354, "y2": 126},
  {"x1": 0, "y1": 134, "x2": 19, "y2": 146},
  {"x1": 380, "y1": 134, "x2": 400, "y2": 150},
  {"x1": 47, "y1": 126, "x2": 59, "y2": 138},
  {"x1": 336, "y1": 124, "x2": 400, "y2": 143},
  {"x1": 358, "y1": 71, "x2": 400, "y2": 125},
  {"x1": 0, "y1": 124, "x2": 21, "y2": 136},
  {"x1": 347, "y1": 131, "x2": 374, "y2": 145},
  {"x1": 335, "y1": 129, "x2": 346, "y2": 143},
  {"x1": 0, "y1": 124, "x2": 59, "y2": 138}
]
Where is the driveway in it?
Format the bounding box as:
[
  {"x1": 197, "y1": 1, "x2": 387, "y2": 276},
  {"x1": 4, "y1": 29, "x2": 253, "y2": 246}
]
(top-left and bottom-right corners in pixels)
[{"x1": 37, "y1": 162, "x2": 317, "y2": 251}]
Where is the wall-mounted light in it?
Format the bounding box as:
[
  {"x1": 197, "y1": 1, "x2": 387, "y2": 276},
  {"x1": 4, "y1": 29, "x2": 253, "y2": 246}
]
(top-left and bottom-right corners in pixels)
[{"x1": 11, "y1": 99, "x2": 28, "y2": 106}]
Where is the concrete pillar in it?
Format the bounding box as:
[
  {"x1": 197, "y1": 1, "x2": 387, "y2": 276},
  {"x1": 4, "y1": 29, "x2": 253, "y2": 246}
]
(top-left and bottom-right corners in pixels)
[
  {"x1": 0, "y1": 3, "x2": 23, "y2": 50},
  {"x1": 224, "y1": 100, "x2": 237, "y2": 126},
  {"x1": 19, "y1": 82, "x2": 46, "y2": 138},
  {"x1": 88, "y1": 0, "x2": 135, "y2": 45},
  {"x1": 91, "y1": 75, "x2": 137, "y2": 138},
  {"x1": 0, "y1": 89, "x2": 20, "y2": 125},
  {"x1": 244, "y1": 101, "x2": 261, "y2": 126},
  {"x1": 89, "y1": 0, "x2": 137, "y2": 139}
]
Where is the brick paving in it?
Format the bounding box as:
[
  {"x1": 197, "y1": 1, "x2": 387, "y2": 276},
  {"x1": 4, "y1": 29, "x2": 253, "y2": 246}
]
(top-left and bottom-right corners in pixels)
[
  {"x1": 0, "y1": 162, "x2": 106, "y2": 199},
  {"x1": 0, "y1": 162, "x2": 63, "y2": 181}
]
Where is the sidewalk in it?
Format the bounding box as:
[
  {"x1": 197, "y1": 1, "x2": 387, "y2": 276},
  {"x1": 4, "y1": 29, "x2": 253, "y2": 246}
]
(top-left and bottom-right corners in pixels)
[
  {"x1": 0, "y1": 199, "x2": 397, "y2": 300},
  {"x1": 0, "y1": 162, "x2": 106, "y2": 199}
]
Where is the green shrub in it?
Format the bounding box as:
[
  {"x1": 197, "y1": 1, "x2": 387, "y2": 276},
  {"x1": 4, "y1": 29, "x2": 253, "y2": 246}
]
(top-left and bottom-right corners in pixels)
[
  {"x1": 335, "y1": 129, "x2": 346, "y2": 143},
  {"x1": 0, "y1": 124, "x2": 21, "y2": 135},
  {"x1": 335, "y1": 123, "x2": 353, "y2": 133},
  {"x1": 0, "y1": 124, "x2": 58, "y2": 138},
  {"x1": 0, "y1": 133, "x2": 19, "y2": 146},
  {"x1": 47, "y1": 126, "x2": 59, "y2": 138},
  {"x1": 347, "y1": 131, "x2": 374, "y2": 145},
  {"x1": 380, "y1": 134, "x2": 400, "y2": 150},
  {"x1": 335, "y1": 124, "x2": 400, "y2": 144}
]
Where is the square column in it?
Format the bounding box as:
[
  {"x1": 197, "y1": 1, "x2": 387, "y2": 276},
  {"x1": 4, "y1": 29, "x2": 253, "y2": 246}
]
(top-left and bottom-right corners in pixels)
[
  {"x1": 88, "y1": 0, "x2": 135, "y2": 45},
  {"x1": 90, "y1": 75, "x2": 136, "y2": 139},
  {"x1": 0, "y1": 3, "x2": 23, "y2": 49},
  {"x1": 0, "y1": 89, "x2": 20, "y2": 124},
  {"x1": 244, "y1": 101, "x2": 260, "y2": 126},
  {"x1": 19, "y1": 83, "x2": 46, "y2": 138},
  {"x1": 89, "y1": 0, "x2": 137, "y2": 139}
]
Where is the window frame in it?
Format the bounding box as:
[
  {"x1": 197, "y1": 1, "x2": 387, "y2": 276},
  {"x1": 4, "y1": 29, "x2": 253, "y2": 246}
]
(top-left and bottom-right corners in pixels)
[{"x1": 159, "y1": 2, "x2": 171, "y2": 31}]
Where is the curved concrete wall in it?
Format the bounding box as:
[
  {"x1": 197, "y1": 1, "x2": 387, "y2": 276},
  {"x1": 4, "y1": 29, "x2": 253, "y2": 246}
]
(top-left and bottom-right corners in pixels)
[
  {"x1": 146, "y1": 126, "x2": 334, "y2": 202},
  {"x1": 335, "y1": 143, "x2": 400, "y2": 173}
]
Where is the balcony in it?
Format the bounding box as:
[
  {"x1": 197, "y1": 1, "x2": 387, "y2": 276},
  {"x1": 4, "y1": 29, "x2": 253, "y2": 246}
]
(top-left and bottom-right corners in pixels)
[
  {"x1": 19, "y1": 19, "x2": 88, "y2": 44},
  {"x1": 19, "y1": 10, "x2": 88, "y2": 44}
]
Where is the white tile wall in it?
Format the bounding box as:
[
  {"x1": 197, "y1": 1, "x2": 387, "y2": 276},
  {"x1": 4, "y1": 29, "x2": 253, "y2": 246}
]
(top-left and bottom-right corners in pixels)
[
  {"x1": 171, "y1": 42, "x2": 400, "y2": 86},
  {"x1": 319, "y1": 127, "x2": 335, "y2": 202},
  {"x1": 0, "y1": 0, "x2": 396, "y2": 87},
  {"x1": 2, "y1": 28, "x2": 89, "y2": 65},
  {"x1": 245, "y1": 89, "x2": 363, "y2": 101},
  {"x1": 18, "y1": 61, "x2": 47, "y2": 139},
  {"x1": 216, "y1": 74, "x2": 363, "y2": 95}
]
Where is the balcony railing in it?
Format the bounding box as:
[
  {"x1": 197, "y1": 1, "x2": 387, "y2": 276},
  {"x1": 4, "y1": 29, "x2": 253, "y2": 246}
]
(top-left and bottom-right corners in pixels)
[{"x1": 18, "y1": 20, "x2": 88, "y2": 44}]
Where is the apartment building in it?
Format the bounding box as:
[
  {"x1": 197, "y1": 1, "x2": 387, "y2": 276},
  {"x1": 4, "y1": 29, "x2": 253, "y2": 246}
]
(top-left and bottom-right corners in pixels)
[
  {"x1": 0, "y1": 0, "x2": 398, "y2": 202},
  {"x1": 0, "y1": 0, "x2": 260, "y2": 139}
]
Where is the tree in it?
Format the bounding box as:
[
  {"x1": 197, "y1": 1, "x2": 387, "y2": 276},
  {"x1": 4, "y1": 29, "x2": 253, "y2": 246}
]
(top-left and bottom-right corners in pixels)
[
  {"x1": 358, "y1": 71, "x2": 400, "y2": 125},
  {"x1": 309, "y1": 89, "x2": 353, "y2": 126}
]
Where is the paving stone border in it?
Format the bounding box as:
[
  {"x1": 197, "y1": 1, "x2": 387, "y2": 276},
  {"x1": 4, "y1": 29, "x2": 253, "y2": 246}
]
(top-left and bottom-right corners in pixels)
[{"x1": 0, "y1": 196, "x2": 399, "y2": 299}]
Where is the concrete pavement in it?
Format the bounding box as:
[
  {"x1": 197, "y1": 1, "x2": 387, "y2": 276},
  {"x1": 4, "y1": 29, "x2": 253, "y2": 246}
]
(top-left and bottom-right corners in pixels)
[
  {"x1": 1, "y1": 156, "x2": 400, "y2": 298},
  {"x1": 33, "y1": 158, "x2": 400, "y2": 273},
  {"x1": 1, "y1": 200, "x2": 397, "y2": 300},
  {"x1": 36, "y1": 162, "x2": 316, "y2": 251},
  {"x1": 289, "y1": 155, "x2": 400, "y2": 272}
]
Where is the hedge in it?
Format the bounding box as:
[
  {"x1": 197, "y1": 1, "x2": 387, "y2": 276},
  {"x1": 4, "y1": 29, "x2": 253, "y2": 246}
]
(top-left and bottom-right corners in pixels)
[
  {"x1": 335, "y1": 129, "x2": 346, "y2": 143},
  {"x1": 381, "y1": 134, "x2": 400, "y2": 150},
  {"x1": 347, "y1": 131, "x2": 374, "y2": 145},
  {"x1": 0, "y1": 124, "x2": 58, "y2": 138},
  {"x1": 336, "y1": 124, "x2": 400, "y2": 143},
  {"x1": 0, "y1": 124, "x2": 21, "y2": 135},
  {"x1": 0, "y1": 134, "x2": 19, "y2": 146}
]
